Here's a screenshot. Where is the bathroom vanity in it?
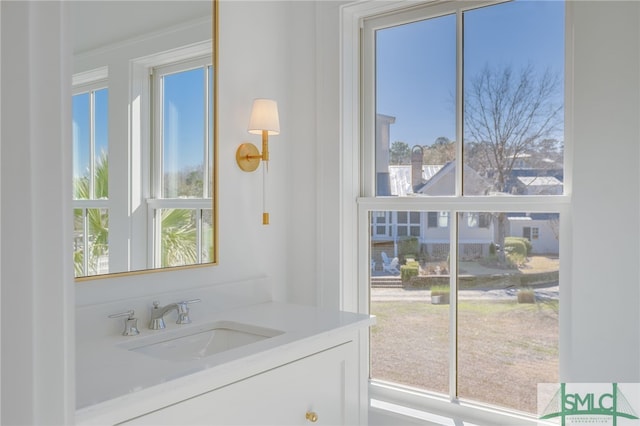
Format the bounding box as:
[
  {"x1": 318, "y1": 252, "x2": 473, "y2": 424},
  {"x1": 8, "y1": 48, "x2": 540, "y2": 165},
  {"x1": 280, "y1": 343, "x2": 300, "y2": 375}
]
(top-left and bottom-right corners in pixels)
[{"x1": 76, "y1": 301, "x2": 374, "y2": 425}]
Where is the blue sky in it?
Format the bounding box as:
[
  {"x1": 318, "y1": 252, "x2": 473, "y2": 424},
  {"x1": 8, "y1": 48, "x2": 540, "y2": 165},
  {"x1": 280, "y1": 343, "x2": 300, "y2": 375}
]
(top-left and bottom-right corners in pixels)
[
  {"x1": 376, "y1": 0, "x2": 565, "y2": 147},
  {"x1": 73, "y1": 89, "x2": 108, "y2": 180}
]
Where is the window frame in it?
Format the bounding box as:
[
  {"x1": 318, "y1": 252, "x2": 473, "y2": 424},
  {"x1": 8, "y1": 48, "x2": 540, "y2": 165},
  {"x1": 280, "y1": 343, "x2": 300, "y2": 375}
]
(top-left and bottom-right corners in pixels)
[
  {"x1": 148, "y1": 55, "x2": 214, "y2": 269},
  {"x1": 72, "y1": 74, "x2": 110, "y2": 277},
  {"x1": 340, "y1": 0, "x2": 573, "y2": 422}
]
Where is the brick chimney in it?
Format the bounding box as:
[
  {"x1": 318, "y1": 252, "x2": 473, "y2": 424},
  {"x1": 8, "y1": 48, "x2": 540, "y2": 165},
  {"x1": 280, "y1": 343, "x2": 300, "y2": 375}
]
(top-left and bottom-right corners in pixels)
[{"x1": 411, "y1": 145, "x2": 424, "y2": 192}]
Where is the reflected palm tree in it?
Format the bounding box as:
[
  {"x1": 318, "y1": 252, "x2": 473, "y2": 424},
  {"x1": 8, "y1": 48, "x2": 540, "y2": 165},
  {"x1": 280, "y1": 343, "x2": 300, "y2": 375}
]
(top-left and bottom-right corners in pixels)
[
  {"x1": 73, "y1": 153, "x2": 202, "y2": 276},
  {"x1": 160, "y1": 208, "x2": 198, "y2": 267},
  {"x1": 73, "y1": 153, "x2": 109, "y2": 277}
]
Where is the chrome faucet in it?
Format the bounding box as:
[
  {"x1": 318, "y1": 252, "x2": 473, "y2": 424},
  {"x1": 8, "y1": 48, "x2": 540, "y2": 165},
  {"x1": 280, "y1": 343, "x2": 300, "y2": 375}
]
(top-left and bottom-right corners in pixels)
[{"x1": 149, "y1": 299, "x2": 201, "y2": 330}]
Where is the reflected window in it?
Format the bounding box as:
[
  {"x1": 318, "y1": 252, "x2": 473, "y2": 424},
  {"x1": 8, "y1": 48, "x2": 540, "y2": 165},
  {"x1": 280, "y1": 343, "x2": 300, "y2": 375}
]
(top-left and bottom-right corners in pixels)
[
  {"x1": 151, "y1": 57, "x2": 214, "y2": 268},
  {"x1": 72, "y1": 83, "x2": 109, "y2": 277}
]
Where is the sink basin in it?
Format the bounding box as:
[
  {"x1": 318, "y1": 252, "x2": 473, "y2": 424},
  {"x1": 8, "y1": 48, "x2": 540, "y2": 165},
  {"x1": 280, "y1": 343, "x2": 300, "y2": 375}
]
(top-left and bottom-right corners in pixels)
[{"x1": 124, "y1": 321, "x2": 284, "y2": 362}]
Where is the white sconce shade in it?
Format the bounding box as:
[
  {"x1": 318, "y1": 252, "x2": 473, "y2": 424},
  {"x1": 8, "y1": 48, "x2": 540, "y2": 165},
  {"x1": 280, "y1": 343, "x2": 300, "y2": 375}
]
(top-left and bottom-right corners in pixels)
[{"x1": 248, "y1": 99, "x2": 280, "y2": 135}]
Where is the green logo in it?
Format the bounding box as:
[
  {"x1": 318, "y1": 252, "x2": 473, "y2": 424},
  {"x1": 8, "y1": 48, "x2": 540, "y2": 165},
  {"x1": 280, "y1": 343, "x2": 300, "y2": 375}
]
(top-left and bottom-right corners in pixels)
[{"x1": 540, "y1": 383, "x2": 639, "y2": 425}]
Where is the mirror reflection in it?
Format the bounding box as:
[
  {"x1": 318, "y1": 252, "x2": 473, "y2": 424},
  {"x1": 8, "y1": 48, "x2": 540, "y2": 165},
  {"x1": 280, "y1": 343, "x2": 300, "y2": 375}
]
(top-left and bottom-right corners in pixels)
[{"x1": 71, "y1": 1, "x2": 217, "y2": 279}]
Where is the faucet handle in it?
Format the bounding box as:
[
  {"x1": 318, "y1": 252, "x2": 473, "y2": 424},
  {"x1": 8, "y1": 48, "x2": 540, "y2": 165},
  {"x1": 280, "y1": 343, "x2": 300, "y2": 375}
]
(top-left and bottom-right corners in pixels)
[
  {"x1": 108, "y1": 310, "x2": 140, "y2": 336},
  {"x1": 176, "y1": 299, "x2": 201, "y2": 324}
]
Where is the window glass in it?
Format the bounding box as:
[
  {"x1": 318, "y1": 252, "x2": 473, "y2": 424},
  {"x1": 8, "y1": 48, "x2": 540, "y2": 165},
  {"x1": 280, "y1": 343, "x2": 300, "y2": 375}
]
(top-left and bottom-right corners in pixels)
[
  {"x1": 369, "y1": 210, "x2": 560, "y2": 413},
  {"x1": 162, "y1": 67, "x2": 206, "y2": 198},
  {"x1": 375, "y1": 13, "x2": 456, "y2": 196},
  {"x1": 463, "y1": 1, "x2": 564, "y2": 196},
  {"x1": 370, "y1": 210, "x2": 450, "y2": 395},
  {"x1": 456, "y1": 212, "x2": 559, "y2": 412},
  {"x1": 151, "y1": 58, "x2": 214, "y2": 269}
]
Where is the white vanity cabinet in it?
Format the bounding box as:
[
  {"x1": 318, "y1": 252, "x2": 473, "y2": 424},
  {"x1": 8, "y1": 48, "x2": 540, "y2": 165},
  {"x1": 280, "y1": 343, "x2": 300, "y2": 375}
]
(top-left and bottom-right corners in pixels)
[
  {"x1": 76, "y1": 303, "x2": 373, "y2": 426},
  {"x1": 123, "y1": 341, "x2": 358, "y2": 425}
]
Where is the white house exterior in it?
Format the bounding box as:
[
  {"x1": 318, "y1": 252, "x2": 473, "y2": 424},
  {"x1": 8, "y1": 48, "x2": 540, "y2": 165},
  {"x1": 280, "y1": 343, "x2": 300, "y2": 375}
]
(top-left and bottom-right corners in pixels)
[{"x1": 508, "y1": 216, "x2": 560, "y2": 255}]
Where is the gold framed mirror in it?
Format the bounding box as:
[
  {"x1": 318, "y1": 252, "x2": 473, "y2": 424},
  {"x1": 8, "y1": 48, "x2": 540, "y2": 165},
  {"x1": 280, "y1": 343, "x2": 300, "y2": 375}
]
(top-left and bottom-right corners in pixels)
[{"x1": 71, "y1": 1, "x2": 218, "y2": 281}]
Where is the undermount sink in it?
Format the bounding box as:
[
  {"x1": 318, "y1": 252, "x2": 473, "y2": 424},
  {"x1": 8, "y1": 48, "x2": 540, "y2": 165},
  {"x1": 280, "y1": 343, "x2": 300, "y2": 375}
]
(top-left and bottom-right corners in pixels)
[{"x1": 123, "y1": 321, "x2": 284, "y2": 362}]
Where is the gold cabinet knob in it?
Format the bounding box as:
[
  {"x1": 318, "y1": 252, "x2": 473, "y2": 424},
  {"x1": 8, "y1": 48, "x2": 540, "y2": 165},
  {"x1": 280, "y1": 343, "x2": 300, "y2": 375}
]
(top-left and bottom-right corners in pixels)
[{"x1": 306, "y1": 411, "x2": 318, "y2": 423}]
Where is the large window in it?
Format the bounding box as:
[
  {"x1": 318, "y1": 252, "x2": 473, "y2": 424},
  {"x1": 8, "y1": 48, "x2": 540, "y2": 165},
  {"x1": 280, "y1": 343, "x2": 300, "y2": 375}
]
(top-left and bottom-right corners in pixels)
[{"x1": 363, "y1": 0, "x2": 564, "y2": 416}]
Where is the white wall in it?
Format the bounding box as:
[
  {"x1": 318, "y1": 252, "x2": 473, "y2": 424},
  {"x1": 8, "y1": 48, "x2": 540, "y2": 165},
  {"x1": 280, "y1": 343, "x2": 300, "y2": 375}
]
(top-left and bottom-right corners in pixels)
[
  {"x1": 565, "y1": 0, "x2": 640, "y2": 382},
  {"x1": 1, "y1": 2, "x2": 75, "y2": 424}
]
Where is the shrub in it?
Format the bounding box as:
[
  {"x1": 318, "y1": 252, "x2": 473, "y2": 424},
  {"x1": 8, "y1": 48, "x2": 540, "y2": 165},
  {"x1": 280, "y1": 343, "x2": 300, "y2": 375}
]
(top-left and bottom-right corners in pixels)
[
  {"x1": 505, "y1": 237, "x2": 532, "y2": 256},
  {"x1": 400, "y1": 260, "x2": 419, "y2": 282},
  {"x1": 398, "y1": 237, "x2": 419, "y2": 262}
]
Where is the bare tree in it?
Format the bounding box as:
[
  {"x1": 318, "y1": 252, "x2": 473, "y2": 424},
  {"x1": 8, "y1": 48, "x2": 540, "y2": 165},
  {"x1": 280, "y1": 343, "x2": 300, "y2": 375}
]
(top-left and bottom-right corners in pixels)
[
  {"x1": 464, "y1": 64, "x2": 563, "y2": 263},
  {"x1": 464, "y1": 64, "x2": 563, "y2": 193}
]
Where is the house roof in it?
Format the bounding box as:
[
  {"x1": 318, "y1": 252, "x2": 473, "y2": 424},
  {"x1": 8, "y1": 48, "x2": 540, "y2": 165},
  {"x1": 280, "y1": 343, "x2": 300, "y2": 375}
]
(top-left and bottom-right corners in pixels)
[
  {"x1": 517, "y1": 176, "x2": 563, "y2": 186},
  {"x1": 388, "y1": 164, "x2": 443, "y2": 196}
]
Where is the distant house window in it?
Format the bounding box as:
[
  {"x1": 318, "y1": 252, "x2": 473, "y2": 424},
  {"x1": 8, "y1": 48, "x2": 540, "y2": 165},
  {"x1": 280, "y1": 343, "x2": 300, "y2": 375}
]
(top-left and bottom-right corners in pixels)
[
  {"x1": 468, "y1": 212, "x2": 491, "y2": 228},
  {"x1": 397, "y1": 211, "x2": 421, "y2": 237},
  {"x1": 427, "y1": 212, "x2": 437, "y2": 228},
  {"x1": 372, "y1": 211, "x2": 391, "y2": 237},
  {"x1": 523, "y1": 226, "x2": 539, "y2": 240},
  {"x1": 428, "y1": 211, "x2": 449, "y2": 228}
]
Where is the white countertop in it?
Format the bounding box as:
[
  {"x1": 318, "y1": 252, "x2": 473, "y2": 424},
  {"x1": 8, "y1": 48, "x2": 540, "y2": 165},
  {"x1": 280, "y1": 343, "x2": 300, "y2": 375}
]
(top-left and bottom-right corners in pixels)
[{"x1": 76, "y1": 302, "x2": 374, "y2": 424}]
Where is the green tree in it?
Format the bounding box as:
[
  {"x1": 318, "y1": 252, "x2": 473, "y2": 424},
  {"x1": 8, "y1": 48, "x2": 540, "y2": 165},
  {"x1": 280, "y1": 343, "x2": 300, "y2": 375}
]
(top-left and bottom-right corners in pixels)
[
  {"x1": 389, "y1": 141, "x2": 411, "y2": 164},
  {"x1": 160, "y1": 209, "x2": 198, "y2": 267},
  {"x1": 73, "y1": 152, "x2": 109, "y2": 277},
  {"x1": 73, "y1": 154, "x2": 202, "y2": 276}
]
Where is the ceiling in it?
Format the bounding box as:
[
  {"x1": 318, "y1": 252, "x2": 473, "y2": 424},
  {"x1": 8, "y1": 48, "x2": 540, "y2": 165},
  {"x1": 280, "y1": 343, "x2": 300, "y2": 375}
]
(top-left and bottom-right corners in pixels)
[{"x1": 71, "y1": 1, "x2": 212, "y2": 54}]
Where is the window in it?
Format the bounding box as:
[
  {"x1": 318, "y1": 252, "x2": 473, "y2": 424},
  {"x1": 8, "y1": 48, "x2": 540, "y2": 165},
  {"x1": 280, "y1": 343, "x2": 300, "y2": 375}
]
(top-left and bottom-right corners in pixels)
[
  {"x1": 397, "y1": 211, "x2": 421, "y2": 237},
  {"x1": 524, "y1": 226, "x2": 540, "y2": 241},
  {"x1": 72, "y1": 82, "x2": 109, "y2": 277},
  {"x1": 427, "y1": 211, "x2": 449, "y2": 228},
  {"x1": 361, "y1": 0, "x2": 564, "y2": 416},
  {"x1": 467, "y1": 212, "x2": 490, "y2": 228},
  {"x1": 150, "y1": 57, "x2": 214, "y2": 268}
]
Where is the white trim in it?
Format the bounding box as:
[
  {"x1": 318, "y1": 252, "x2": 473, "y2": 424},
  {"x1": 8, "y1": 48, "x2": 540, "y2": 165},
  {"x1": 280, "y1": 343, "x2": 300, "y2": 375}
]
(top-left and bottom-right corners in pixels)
[
  {"x1": 72, "y1": 66, "x2": 108, "y2": 87},
  {"x1": 73, "y1": 16, "x2": 211, "y2": 58}
]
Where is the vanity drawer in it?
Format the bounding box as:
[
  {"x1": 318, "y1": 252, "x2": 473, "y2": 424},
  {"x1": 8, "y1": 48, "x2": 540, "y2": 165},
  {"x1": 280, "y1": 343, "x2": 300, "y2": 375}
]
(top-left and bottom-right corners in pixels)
[{"x1": 121, "y1": 341, "x2": 358, "y2": 425}]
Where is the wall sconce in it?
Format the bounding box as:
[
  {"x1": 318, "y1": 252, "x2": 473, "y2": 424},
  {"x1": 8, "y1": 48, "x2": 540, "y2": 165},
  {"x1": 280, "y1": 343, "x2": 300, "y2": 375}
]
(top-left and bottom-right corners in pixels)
[{"x1": 236, "y1": 99, "x2": 280, "y2": 225}]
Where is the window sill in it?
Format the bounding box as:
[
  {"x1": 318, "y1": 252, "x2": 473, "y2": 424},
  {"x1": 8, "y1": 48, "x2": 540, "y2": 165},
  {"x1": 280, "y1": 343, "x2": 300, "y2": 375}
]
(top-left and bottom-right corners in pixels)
[{"x1": 370, "y1": 381, "x2": 552, "y2": 426}]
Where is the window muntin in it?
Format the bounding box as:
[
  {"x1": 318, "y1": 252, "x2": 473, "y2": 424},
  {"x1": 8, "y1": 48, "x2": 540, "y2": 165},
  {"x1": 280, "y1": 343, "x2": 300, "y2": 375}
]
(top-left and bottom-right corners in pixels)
[{"x1": 364, "y1": 0, "x2": 564, "y2": 415}]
